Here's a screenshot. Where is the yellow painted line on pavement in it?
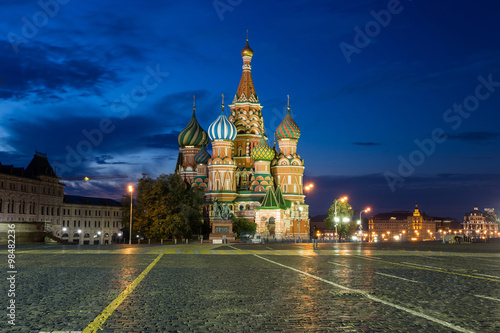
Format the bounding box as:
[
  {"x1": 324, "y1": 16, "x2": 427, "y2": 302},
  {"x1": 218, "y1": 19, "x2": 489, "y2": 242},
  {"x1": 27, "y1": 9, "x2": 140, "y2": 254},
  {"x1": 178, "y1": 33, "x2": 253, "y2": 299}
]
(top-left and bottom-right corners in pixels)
[
  {"x1": 199, "y1": 249, "x2": 213, "y2": 255},
  {"x1": 359, "y1": 256, "x2": 500, "y2": 282},
  {"x1": 145, "y1": 249, "x2": 163, "y2": 254},
  {"x1": 82, "y1": 251, "x2": 164, "y2": 332},
  {"x1": 230, "y1": 250, "x2": 249, "y2": 255}
]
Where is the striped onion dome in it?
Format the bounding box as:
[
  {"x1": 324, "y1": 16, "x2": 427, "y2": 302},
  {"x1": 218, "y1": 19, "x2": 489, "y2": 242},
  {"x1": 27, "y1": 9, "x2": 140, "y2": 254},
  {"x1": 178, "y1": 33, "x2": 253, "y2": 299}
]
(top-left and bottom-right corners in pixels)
[
  {"x1": 251, "y1": 135, "x2": 275, "y2": 161},
  {"x1": 276, "y1": 107, "x2": 300, "y2": 140},
  {"x1": 178, "y1": 109, "x2": 209, "y2": 148},
  {"x1": 194, "y1": 145, "x2": 211, "y2": 164},
  {"x1": 208, "y1": 110, "x2": 237, "y2": 141}
]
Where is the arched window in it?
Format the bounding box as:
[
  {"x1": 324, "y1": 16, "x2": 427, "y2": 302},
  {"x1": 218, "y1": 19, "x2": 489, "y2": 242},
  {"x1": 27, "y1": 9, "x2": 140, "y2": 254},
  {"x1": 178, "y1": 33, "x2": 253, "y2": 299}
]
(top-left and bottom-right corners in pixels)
[
  {"x1": 84, "y1": 233, "x2": 90, "y2": 238},
  {"x1": 269, "y1": 217, "x2": 276, "y2": 225},
  {"x1": 62, "y1": 233, "x2": 69, "y2": 238}
]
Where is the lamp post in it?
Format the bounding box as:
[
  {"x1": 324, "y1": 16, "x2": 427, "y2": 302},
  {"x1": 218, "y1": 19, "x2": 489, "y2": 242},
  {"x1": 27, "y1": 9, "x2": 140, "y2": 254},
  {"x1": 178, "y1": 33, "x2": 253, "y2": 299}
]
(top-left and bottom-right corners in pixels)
[
  {"x1": 358, "y1": 207, "x2": 371, "y2": 242},
  {"x1": 128, "y1": 185, "x2": 133, "y2": 245},
  {"x1": 334, "y1": 196, "x2": 348, "y2": 243},
  {"x1": 296, "y1": 203, "x2": 303, "y2": 243}
]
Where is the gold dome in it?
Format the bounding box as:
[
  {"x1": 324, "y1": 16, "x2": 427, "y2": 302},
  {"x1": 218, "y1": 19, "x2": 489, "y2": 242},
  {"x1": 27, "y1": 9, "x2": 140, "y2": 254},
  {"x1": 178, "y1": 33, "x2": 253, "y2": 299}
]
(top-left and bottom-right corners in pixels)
[{"x1": 241, "y1": 40, "x2": 253, "y2": 57}]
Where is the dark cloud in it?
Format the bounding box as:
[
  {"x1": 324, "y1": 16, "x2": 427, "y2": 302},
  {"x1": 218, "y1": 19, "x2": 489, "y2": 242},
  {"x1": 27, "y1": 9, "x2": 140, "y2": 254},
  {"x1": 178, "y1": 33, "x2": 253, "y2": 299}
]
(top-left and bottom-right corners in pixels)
[
  {"x1": 140, "y1": 133, "x2": 179, "y2": 149},
  {"x1": 95, "y1": 155, "x2": 128, "y2": 165},
  {"x1": 352, "y1": 142, "x2": 381, "y2": 146},
  {"x1": 447, "y1": 131, "x2": 500, "y2": 143},
  {"x1": 0, "y1": 40, "x2": 121, "y2": 101}
]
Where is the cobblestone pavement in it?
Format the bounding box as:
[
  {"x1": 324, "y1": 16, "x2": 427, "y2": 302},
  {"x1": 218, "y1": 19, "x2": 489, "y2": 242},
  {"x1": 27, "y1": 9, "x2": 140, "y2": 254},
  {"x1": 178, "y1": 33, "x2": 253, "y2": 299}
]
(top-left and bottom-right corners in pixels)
[{"x1": 1, "y1": 241, "x2": 500, "y2": 332}]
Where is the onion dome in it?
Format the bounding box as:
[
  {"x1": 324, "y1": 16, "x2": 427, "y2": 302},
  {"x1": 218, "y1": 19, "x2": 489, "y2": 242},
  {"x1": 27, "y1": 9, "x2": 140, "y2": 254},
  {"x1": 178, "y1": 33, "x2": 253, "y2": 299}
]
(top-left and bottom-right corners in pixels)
[
  {"x1": 276, "y1": 99, "x2": 300, "y2": 140},
  {"x1": 241, "y1": 39, "x2": 253, "y2": 57},
  {"x1": 208, "y1": 96, "x2": 237, "y2": 141},
  {"x1": 194, "y1": 145, "x2": 211, "y2": 164},
  {"x1": 178, "y1": 106, "x2": 209, "y2": 148},
  {"x1": 251, "y1": 135, "x2": 275, "y2": 161}
]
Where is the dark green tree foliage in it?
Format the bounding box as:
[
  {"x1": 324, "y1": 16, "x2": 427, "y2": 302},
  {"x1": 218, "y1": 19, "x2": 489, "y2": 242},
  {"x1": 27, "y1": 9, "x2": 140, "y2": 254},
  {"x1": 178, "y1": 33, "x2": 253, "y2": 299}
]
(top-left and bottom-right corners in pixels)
[
  {"x1": 232, "y1": 217, "x2": 257, "y2": 238},
  {"x1": 325, "y1": 199, "x2": 355, "y2": 238},
  {"x1": 122, "y1": 173, "x2": 204, "y2": 241}
]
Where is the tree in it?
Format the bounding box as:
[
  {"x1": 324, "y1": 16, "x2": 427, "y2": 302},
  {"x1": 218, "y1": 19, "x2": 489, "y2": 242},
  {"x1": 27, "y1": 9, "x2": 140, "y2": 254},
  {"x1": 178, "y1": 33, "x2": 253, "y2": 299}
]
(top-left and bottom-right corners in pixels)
[
  {"x1": 232, "y1": 217, "x2": 257, "y2": 239},
  {"x1": 325, "y1": 198, "x2": 355, "y2": 239},
  {"x1": 121, "y1": 173, "x2": 204, "y2": 242}
]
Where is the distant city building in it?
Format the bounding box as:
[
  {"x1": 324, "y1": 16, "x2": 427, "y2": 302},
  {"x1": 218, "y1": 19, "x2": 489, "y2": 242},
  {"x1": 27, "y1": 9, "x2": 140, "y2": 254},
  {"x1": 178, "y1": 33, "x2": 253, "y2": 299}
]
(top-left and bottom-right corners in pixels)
[
  {"x1": 463, "y1": 206, "x2": 499, "y2": 238},
  {"x1": 368, "y1": 204, "x2": 436, "y2": 241},
  {"x1": 175, "y1": 40, "x2": 309, "y2": 241},
  {"x1": 0, "y1": 152, "x2": 123, "y2": 244},
  {"x1": 59, "y1": 195, "x2": 123, "y2": 244},
  {"x1": 0, "y1": 152, "x2": 64, "y2": 224},
  {"x1": 433, "y1": 217, "x2": 459, "y2": 232}
]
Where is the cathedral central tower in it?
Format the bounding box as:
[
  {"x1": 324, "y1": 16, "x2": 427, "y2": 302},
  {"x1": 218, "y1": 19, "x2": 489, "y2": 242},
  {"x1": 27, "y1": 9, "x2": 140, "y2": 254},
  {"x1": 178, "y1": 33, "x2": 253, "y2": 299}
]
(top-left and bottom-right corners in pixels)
[{"x1": 228, "y1": 39, "x2": 265, "y2": 189}]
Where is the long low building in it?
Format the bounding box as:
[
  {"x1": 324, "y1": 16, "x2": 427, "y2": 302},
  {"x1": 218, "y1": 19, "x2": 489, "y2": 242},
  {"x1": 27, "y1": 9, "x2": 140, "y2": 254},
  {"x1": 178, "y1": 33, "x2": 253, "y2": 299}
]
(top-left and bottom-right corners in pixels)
[
  {"x1": 0, "y1": 152, "x2": 123, "y2": 244},
  {"x1": 368, "y1": 204, "x2": 436, "y2": 242}
]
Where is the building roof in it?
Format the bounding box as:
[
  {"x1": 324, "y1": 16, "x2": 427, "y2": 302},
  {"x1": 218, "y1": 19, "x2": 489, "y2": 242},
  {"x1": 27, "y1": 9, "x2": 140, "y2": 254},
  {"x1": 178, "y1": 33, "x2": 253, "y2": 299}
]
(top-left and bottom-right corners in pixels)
[
  {"x1": 276, "y1": 106, "x2": 300, "y2": 140},
  {"x1": 194, "y1": 145, "x2": 211, "y2": 164},
  {"x1": 63, "y1": 195, "x2": 121, "y2": 207},
  {"x1": 251, "y1": 135, "x2": 275, "y2": 161},
  {"x1": 208, "y1": 102, "x2": 237, "y2": 141},
  {"x1": 258, "y1": 186, "x2": 279, "y2": 209},
  {"x1": 178, "y1": 108, "x2": 209, "y2": 148},
  {"x1": 0, "y1": 152, "x2": 58, "y2": 179}
]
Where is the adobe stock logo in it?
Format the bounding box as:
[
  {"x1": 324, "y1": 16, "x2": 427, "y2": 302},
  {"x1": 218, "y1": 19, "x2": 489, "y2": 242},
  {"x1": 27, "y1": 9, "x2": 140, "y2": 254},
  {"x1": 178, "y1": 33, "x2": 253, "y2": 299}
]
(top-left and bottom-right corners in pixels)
[
  {"x1": 339, "y1": 0, "x2": 413, "y2": 64},
  {"x1": 384, "y1": 74, "x2": 500, "y2": 192},
  {"x1": 7, "y1": 0, "x2": 71, "y2": 54},
  {"x1": 213, "y1": 0, "x2": 243, "y2": 22}
]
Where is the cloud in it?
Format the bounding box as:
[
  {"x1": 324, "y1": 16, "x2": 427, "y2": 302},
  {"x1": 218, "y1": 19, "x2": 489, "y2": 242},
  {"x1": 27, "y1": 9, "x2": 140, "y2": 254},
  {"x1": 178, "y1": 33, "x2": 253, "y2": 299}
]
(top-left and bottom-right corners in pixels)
[
  {"x1": 352, "y1": 142, "x2": 381, "y2": 146},
  {"x1": 95, "y1": 155, "x2": 128, "y2": 165},
  {"x1": 447, "y1": 131, "x2": 500, "y2": 143},
  {"x1": 140, "y1": 134, "x2": 179, "y2": 149},
  {"x1": 0, "y1": 40, "x2": 121, "y2": 102}
]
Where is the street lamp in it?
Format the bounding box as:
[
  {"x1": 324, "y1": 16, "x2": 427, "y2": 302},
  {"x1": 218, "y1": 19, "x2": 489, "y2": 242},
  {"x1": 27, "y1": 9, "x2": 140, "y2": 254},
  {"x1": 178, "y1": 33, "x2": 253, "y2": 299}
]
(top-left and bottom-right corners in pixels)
[
  {"x1": 298, "y1": 204, "x2": 303, "y2": 243},
  {"x1": 358, "y1": 207, "x2": 371, "y2": 242},
  {"x1": 334, "y1": 196, "x2": 348, "y2": 243},
  {"x1": 128, "y1": 185, "x2": 133, "y2": 245}
]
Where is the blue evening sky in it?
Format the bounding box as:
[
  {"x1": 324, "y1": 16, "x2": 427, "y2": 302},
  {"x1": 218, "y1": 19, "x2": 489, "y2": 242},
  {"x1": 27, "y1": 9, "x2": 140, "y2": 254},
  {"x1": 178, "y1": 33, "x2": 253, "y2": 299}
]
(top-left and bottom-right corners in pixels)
[{"x1": 1, "y1": 0, "x2": 500, "y2": 219}]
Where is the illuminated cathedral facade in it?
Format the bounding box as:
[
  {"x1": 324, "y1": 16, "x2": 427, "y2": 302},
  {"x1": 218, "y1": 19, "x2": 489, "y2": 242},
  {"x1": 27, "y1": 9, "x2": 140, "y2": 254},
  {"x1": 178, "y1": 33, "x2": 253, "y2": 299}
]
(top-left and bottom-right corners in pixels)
[{"x1": 175, "y1": 40, "x2": 309, "y2": 241}]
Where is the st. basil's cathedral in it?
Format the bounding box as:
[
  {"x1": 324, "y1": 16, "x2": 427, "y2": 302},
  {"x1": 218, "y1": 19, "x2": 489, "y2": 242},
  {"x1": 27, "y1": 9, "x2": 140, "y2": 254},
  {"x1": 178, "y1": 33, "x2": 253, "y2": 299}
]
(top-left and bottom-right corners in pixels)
[{"x1": 175, "y1": 40, "x2": 309, "y2": 241}]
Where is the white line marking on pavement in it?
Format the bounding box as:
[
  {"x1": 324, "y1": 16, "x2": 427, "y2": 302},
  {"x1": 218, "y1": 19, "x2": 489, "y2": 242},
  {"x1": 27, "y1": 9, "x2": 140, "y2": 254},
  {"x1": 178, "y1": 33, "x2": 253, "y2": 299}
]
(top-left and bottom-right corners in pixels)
[
  {"x1": 375, "y1": 272, "x2": 420, "y2": 283},
  {"x1": 422, "y1": 256, "x2": 445, "y2": 261},
  {"x1": 254, "y1": 254, "x2": 474, "y2": 333},
  {"x1": 328, "y1": 262, "x2": 350, "y2": 267},
  {"x1": 402, "y1": 262, "x2": 444, "y2": 270},
  {"x1": 475, "y1": 295, "x2": 500, "y2": 302},
  {"x1": 354, "y1": 255, "x2": 381, "y2": 260},
  {"x1": 475, "y1": 273, "x2": 500, "y2": 279}
]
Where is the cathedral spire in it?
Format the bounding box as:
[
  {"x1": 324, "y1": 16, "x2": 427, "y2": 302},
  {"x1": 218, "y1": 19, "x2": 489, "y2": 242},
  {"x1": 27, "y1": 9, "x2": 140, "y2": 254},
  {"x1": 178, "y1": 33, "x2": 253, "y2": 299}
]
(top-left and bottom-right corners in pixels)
[{"x1": 235, "y1": 37, "x2": 258, "y2": 103}]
